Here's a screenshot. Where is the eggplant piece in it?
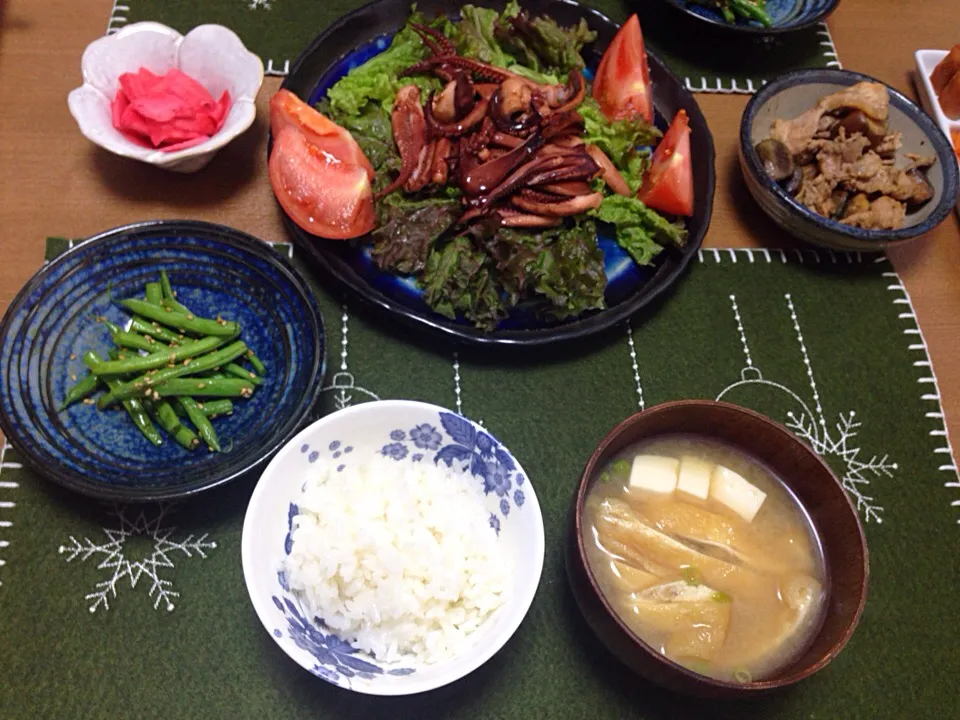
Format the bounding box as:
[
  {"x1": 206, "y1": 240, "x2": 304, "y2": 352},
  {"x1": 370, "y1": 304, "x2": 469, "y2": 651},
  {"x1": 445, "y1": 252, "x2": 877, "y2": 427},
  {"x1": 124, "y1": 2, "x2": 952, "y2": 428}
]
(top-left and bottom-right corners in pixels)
[
  {"x1": 755, "y1": 138, "x2": 795, "y2": 183},
  {"x1": 784, "y1": 166, "x2": 804, "y2": 195},
  {"x1": 832, "y1": 110, "x2": 888, "y2": 147}
]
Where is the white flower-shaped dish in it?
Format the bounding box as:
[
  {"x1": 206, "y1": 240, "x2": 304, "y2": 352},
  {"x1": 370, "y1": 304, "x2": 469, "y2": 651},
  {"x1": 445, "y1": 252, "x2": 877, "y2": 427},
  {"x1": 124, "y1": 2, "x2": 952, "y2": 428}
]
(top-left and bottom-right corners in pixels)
[
  {"x1": 68, "y1": 23, "x2": 264, "y2": 173},
  {"x1": 241, "y1": 400, "x2": 546, "y2": 696}
]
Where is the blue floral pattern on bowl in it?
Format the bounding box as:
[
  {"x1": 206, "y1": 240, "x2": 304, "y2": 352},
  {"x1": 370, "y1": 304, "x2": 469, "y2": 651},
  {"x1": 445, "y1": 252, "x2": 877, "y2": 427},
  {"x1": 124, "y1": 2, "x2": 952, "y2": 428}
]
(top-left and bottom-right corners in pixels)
[
  {"x1": 377, "y1": 412, "x2": 523, "y2": 523},
  {"x1": 244, "y1": 400, "x2": 544, "y2": 696}
]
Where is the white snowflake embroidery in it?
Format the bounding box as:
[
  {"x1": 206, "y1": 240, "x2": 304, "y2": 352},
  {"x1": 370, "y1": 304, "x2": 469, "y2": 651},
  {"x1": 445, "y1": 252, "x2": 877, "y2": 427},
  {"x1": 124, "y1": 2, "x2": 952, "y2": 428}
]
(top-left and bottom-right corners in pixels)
[
  {"x1": 786, "y1": 411, "x2": 893, "y2": 524},
  {"x1": 717, "y1": 293, "x2": 891, "y2": 524},
  {"x1": 247, "y1": 0, "x2": 272, "y2": 9},
  {"x1": 318, "y1": 306, "x2": 380, "y2": 410},
  {"x1": 58, "y1": 504, "x2": 217, "y2": 613}
]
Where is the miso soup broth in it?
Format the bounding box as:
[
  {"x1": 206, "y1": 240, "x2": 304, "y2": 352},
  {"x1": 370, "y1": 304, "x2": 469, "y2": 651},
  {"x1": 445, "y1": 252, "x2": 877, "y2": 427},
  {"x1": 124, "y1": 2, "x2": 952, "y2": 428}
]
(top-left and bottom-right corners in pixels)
[{"x1": 582, "y1": 434, "x2": 827, "y2": 683}]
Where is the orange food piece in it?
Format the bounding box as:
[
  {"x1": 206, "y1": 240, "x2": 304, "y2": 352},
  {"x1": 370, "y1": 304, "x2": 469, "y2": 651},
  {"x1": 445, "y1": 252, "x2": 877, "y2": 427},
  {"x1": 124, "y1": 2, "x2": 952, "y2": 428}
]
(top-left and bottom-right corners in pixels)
[
  {"x1": 931, "y1": 45, "x2": 960, "y2": 95},
  {"x1": 951, "y1": 129, "x2": 960, "y2": 163},
  {"x1": 939, "y1": 68, "x2": 960, "y2": 120},
  {"x1": 592, "y1": 14, "x2": 653, "y2": 124}
]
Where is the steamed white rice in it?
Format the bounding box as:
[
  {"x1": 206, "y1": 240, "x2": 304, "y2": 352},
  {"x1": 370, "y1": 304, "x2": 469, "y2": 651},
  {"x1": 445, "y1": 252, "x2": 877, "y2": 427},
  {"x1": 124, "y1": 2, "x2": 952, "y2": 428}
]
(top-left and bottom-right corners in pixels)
[{"x1": 284, "y1": 455, "x2": 510, "y2": 664}]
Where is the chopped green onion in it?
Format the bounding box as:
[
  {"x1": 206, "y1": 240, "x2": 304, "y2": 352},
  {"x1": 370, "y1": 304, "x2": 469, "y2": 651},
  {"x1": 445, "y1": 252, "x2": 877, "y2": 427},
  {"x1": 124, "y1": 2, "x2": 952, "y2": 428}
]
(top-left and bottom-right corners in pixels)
[
  {"x1": 733, "y1": 668, "x2": 752, "y2": 684},
  {"x1": 599, "y1": 471, "x2": 612, "y2": 484},
  {"x1": 711, "y1": 590, "x2": 733, "y2": 603},
  {"x1": 610, "y1": 458, "x2": 631, "y2": 476},
  {"x1": 681, "y1": 566, "x2": 701, "y2": 586}
]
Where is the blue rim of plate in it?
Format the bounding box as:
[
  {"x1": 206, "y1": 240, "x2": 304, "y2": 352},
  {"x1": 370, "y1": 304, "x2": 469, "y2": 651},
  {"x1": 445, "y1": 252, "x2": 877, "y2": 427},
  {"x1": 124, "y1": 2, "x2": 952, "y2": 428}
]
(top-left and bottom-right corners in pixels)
[
  {"x1": 274, "y1": 0, "x2": 716, "y2": 348},
  {"x1": 0, "y1": 220, "x2": 327, "y2": 502},
  {"x1": 740, "y1": 68, "x2": 960, "y2": 244},
  {"x1": 659, "y1": 0, "x2": 840, "y2": 35}
]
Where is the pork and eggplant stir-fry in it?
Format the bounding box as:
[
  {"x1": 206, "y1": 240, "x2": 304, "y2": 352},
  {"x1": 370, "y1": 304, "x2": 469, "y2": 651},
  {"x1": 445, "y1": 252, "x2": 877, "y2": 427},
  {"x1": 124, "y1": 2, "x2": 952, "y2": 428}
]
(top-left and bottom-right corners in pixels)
[{"x1": 755, "y1": 82, "x2": 937, "y2": 230}]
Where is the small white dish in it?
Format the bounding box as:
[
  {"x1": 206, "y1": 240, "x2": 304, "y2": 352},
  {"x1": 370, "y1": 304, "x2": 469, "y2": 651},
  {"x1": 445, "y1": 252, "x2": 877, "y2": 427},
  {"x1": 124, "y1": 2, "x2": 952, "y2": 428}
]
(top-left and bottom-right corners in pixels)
[
  {"x1": 68, "y1": 23, "x2": 264, "y2": 173},
  {"x1": 241, "y1": 400, "x2": 545, "y2": 696},
  {"x1": 914, "y1": 49, "x2": 960, "y2": 215}
]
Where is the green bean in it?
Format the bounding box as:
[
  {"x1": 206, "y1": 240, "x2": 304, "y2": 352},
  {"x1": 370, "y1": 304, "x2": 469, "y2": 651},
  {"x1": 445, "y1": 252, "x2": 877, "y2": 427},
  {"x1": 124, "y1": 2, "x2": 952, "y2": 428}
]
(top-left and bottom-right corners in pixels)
[
  {"x1": 86, "y1": 335, "x2": 228, "y2": 376},
  {"x1": 145, "y1": 282, "x2": 163, "y2": 305},
  {"x1": 173, "y1": 398, "x2": 234, "y2": 418},
  {"x1": 86, "y1": 351, "x2": 164, "y2": 446},
  {"x1": 150, "y1": 378, "x2": 255, "y2": 399},
  {"x1": 200, "y1": 399, "x2": 234, "y2": 417},
  {"x1": 721, "y1": 5, "x2": 736, "y2": 22},
  {"x1": 119, "y1": 298, "x2": 239, "y2": 337},
  {"x1": 97, "y1": 341, "x2": 249, "y2": 408},
  {"x1": 111, "y1": 330, "x2": 167, "y2": 354},
  {"x1": 160, "y1": 270, "x2": 193, "y2": 314},
  {"x1": 61, "y1": 372, "x2": 101, "y2": 410},
  {"x1": 178, "y1": 397, "x2": 221, "y2": 451},
  {"x1": 144, "y1": 399, "x2": 200, "y2": 450},
  {"x1": 731, "y1": 0, "x2": 772, "y2": 26},
  {"x1": 246, "y1": 350, "x2": 266, "y2": 375},
  {"x1": 223, "y1": 362, "x2": 263, "y2": 385},
  {"x1": 128, "y1": 316, "x2": 184, "y2": 344}
]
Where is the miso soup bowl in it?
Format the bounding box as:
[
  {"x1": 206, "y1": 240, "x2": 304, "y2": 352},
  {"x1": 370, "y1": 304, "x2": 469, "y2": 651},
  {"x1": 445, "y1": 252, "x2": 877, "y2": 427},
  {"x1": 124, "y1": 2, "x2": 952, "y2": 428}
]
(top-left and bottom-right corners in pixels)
[{"x1": 565, "y1": 400, "x2": 869, "y2": 698}]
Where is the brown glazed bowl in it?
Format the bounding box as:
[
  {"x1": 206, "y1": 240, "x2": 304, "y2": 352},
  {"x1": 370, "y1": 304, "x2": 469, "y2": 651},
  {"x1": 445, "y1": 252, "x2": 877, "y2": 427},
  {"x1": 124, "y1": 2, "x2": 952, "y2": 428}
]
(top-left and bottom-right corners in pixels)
[{"x1": 566, "y1": 400, "x2": 869, "y2": 698}]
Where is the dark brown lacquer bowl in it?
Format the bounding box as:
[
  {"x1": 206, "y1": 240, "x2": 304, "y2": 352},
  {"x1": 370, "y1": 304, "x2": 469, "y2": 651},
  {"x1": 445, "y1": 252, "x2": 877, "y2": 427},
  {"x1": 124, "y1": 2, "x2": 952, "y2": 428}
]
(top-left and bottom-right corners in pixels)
[{"x1": 566, "y1": 400, "x2": 869, "y2": 698}]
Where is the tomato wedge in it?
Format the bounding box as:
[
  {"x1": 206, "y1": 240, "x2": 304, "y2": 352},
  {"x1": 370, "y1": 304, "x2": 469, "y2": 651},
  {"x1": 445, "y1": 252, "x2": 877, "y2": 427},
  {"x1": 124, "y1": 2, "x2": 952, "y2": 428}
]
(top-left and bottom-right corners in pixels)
[
  {"x1": 592, "y1": 14, "x2": 653, "y2": 124},
  {"x1": 268, "y1": 126, "x2": 376, "y2": 240},
  {"x1": 269, "y1": 89, "x2": 374, "y2": 180},
  {"x1": 636, "y1": 110, "x2": 694, "y2": 217}
]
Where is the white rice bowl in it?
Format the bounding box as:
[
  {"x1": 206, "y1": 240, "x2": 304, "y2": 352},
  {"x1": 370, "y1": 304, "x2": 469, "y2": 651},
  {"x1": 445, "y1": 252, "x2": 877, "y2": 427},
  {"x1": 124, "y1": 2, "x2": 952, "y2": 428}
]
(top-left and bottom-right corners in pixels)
[{"x1": 241, "y1": 400, "x2": 545, "y2": 696}]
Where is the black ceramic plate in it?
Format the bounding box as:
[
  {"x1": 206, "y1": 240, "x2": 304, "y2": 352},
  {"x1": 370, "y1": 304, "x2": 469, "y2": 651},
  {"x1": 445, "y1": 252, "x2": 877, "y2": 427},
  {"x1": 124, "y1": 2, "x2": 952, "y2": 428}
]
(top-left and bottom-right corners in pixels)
[
  {"x1": 277, "y1": 0, "x2": 715, "y2": 347},
  {"x1": 0, "y1": 221, "x2": 326, "y2": 501}
]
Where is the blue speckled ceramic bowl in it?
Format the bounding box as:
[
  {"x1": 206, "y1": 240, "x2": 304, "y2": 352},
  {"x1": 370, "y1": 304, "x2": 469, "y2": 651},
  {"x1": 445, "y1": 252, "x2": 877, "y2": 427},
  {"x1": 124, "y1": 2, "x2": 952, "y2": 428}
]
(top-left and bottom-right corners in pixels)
[
  {"x1": 0, "y1": 221, "x2": 326, "y2": 501},
  {"x1": 660, "y1": 0, "x2": 839, "y2": 35},
  {"x1": 242, "y1": 400, "x2": 545, "y2": 696},
  {"x1": 740, "y1": 69, "x2": 960, "y2": 251}
]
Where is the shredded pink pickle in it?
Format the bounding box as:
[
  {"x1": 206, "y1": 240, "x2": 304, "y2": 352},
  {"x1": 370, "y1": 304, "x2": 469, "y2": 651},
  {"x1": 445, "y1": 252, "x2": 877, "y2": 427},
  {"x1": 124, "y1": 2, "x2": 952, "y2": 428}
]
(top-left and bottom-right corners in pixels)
[{"x1": 111, "y1": 68, "x2": 232, "y2": 152}]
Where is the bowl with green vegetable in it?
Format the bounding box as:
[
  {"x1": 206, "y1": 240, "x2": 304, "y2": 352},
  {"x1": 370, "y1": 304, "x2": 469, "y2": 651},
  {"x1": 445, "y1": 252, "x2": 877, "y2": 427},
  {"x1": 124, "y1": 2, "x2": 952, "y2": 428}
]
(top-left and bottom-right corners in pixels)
[
  {"x1": 0, "y1": 220, "x2": 326, "y2": 501},
  {"x1": 654, "y1": 0, "x2": 839, "y2": 35},
  {"x1": 270, "y1": 0, "x2": 715, "y2": 347}
]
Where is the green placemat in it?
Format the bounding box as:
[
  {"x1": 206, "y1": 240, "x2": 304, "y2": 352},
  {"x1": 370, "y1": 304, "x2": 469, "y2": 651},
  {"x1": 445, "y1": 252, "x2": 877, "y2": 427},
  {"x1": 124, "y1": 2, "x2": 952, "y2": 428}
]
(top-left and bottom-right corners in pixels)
[
  {"x1": 107, "y1": 0, "x2": 841, "y2": 92},
  {"x1": 2, "y1": 239, "x2": 958, "y2": 719}
]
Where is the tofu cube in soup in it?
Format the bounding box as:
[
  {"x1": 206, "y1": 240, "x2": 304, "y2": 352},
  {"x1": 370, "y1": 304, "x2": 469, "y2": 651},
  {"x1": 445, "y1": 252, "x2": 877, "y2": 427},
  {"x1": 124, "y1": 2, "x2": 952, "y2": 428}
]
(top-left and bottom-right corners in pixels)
[
  {"x1": 629, "y1": 455, "x2": 679, "y2": 494},
  {"x1": 710, "y1": 466, "x2": 767, "y2": 522},
  {"x1": 676, "y1": 456, "x2": 712, "y2": 500}
]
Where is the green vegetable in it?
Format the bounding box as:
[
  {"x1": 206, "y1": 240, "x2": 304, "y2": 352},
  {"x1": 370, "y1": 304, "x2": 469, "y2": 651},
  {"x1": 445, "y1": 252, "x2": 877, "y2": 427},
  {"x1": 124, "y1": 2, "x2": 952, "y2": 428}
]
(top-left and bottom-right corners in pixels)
[
  {"x1": 245, "y1": 351, "x2": 266, "y2": 376},
  {"x1": 111, "y1": 329, "x2": 168, "y2": 354},
  {"x1": 128, "y1": 316, "x2": 183, "y2": 344},
  {"x1": 86, "y1": 351, "x2": 164, "y2": 447},
  {"x1": 85, "y1": 335, "x2": 229, "y2": 376},
  {"x1": 610, "y1": 458, "x2": 631, "y2": 476},
  {"x1": 222, "y1": 362, "x2": 263, "y2": 385},
  {"x1": 144, "y1": 399, "x2": 200, "y2": 451},
  {"x1": 493, "y1": 220, "x2": 606, "y2": 321},
  {"x1": 591, "y1": 195, "x2": 688, "y2": 267},
  {"x1": 325, "y1": 12, "x2": 446, "y2": 118},
  {"x1": 712, "y1": 591, "x2": 733, "y2": 603},
  {"x1": 151, "y1": 378, "x2": 256, "y2": 399},
  {"x1": 580, "y1": 96, "x2": 661, "y2": 190},
  {"x1": 145, "y1": 282, "x2": 162, "y2": 306},
  {"x1": 423, "y1": 236, "x2": 507, "y2": 330},
  {"x1": 118, "y1": 299, "x2": 240, "y2": 337},
  {"x1": 457, "y1": 3, "x2": 519, "y2": 68},
  {"x1": 178, "y1": 397, "x2": 221, "y2": 452},
  {"x1": 97, "y1": 341, "x2": 249, "y2": 408},
  {"x1": 61, "y1": 372, "x2": 101, "y2": 410},
  {"x1": 689, "y1": 0, "x2": 773, "y2": 27},
  {"x1": 599, "y1": 471, "x2": 612, "y2": 484},
  {"x1": 198, "y1": 399, "x2": 234, "y2": 418},
  {"x1": 159, "y1": 270, "x2": 193, "y2": 314},
  {"x1": 316, "y1": 99, "x2": 399, "y2": 177},
  {"x1": 733, "y1": 668, "x2": 753, "y2": 684},
  {"x1": 494, "y1": 9, "x2": 596, "y2": 74},
  {"x1": 681, "y1": 566, "x2": 702, "y2": 586},
  {"x1": 372, "y1": 195, "x2": 462, "y2": 275}
]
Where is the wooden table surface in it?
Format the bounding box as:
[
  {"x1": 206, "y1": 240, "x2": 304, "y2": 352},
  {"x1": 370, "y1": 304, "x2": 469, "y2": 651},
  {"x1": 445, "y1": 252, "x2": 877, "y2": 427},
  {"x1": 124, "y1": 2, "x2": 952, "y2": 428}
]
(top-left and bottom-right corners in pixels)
[{"x1": 1, "y1": 0, "x2": 958, "y2": 448}]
